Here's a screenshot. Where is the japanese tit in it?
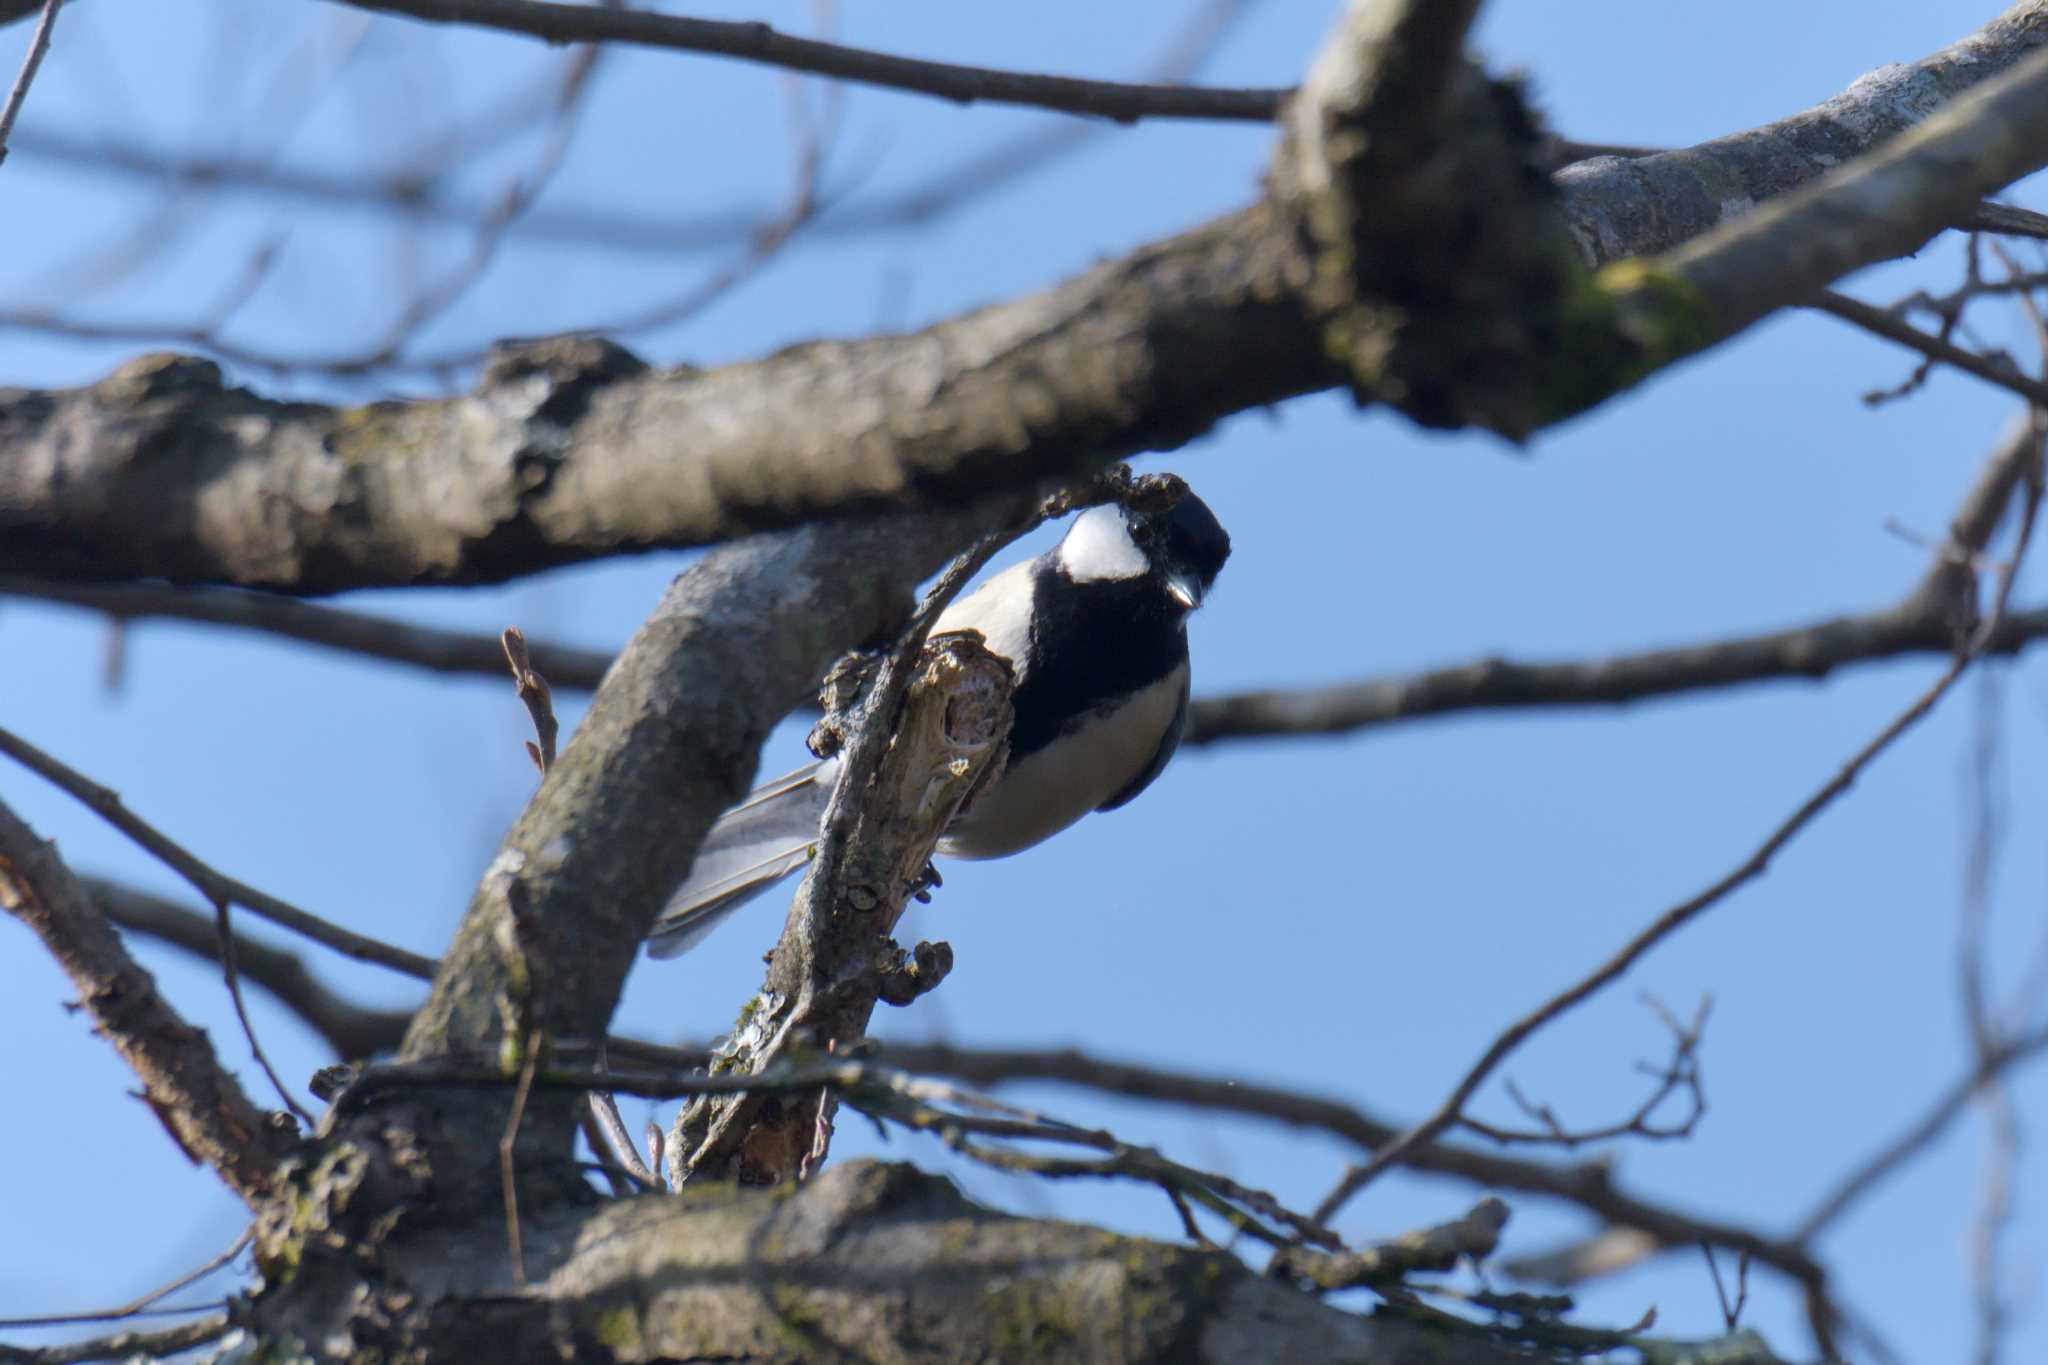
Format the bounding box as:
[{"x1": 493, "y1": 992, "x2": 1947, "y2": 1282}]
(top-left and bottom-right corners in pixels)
[{"x1": 645, "y1": 487, "x2": 1231, "y2": 957}]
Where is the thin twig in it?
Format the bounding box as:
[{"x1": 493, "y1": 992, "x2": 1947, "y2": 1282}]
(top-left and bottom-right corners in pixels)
[
  {"x1": 1461, "y1": 996, "x2": 1708, "y2": 1148},
  {"x1": 0, "y1": 725, "x2": 438, "y2": 978},
  {"x1": 89, "y1": 878, "x2": 417, "y2": 1056},
  {"x1": 1796, "y1": 1020, "x2": 2048, "y2": 1241},
  {"x1": 0, "y1": 1311, "x2": 233, "y2": 1364},
  {"x1": 500, "y1": 1028, "x2": 543, "y2": 1286},
  {"x1": 0, "y1": 0, "x2": 60, "y2": 166},
  {"x1": 0, "y1": 1227, "x2": 250, "y2": 1327},
  {"x1": 1313, "y1": 416, "x2": 2046, "y2": 1228},
  {"x1": 340, "y1": 0, "x2": 1286, "y2": 124},
  {"x1": 1701, "y1": 1243, "x2": 1752, "y2": 1331},
  {"x1": 1811, "y1": 289, "x2": 2048, "y2": 409},
  {"x1": 213, "y1": 896, "x2": 316, "y2": 1126}
]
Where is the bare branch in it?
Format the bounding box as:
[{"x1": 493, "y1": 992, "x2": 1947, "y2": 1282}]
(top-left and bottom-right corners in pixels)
[
  {"x1": 26, "y1": 567, "x2": 2048, "y2": 755},
  {"x1": 0, "y1": 0, "x2": 58, "y2": 165},
  {"x1": 1795, "y1": 1022, "x2": 2048, "y2": 1241},
  {"x1": 1314, "y1": 414, "x2": 2045, "y2": 1247},
  {"x1": 1583, "y1": 38, "x2": 2048, "y2": 421},
  {"x1": 1559, "y1": 5, "x2": 2048, "y2": 266},
  {"x1": 1811, "y1": 288, "x2": 2048, "y2": 410},
  {"x1": 10, "y1": 10, "x2": 2048, "y2": 589},
  {"x1": 4, "y1": 0, "x2": 1258, "y2": 259},
  {"x1": 0, "y1": 725, "x2": 439, "y2": 978},
  {"x1": 1185, "y1": 606, "x2": 2048, "y2": 746},
  {"x1": 0, "y1": 579, "x2": 615, "y2": 684},
  {"x1": 0, "y1": 1227, "x2": 251, "y2": 1334},
  {"x1": 90, "y1": 878, "x2": 416, "y2": 1057},
  {"x1": 0, "y1": 1312, "x2": 233, "y2": 1364},
  {"x1": 0, "y1": 798, "x2": 291, "y2": 1206},
  {"x1": 339, "y1": 0, "x2": 1287, "y2": 124},
  {"x1": 1461, "y1": 996, "x2": 1709, "y2": 1149}
]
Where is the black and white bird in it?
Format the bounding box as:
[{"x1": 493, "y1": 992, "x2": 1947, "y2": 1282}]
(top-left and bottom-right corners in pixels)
[{"x1": 645, "y1": 487, "x2": 1232, "y2": 957}]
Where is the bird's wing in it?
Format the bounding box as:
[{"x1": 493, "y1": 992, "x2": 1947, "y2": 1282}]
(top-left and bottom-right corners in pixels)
[{"x1": 644, "y1": 758, "x2": 834, "y2": 958}]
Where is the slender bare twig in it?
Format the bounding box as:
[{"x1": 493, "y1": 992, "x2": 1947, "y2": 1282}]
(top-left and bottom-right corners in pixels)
[
  {"x1": 0, "y1": 725, "x2": 438, "y2": 978},
  {"x1": 1317, "y1": 643, "x2": 2003, "y2": 1225},
  {"x1": 1796, "y1": 1020, "x2": 2048, "y2": 1241},
  {"x1": 1701, "y1": 1244, "x2": 1752, "y2": 1331},
  {"x1": 0, "y1": 0, "x2": 59, "y2": 166},
  {"x1": 0, "y1": 1312, "x2": 233, "y2": 1364},
  {"x1": 213, "y1": 896, "x2": 317, "y2": 1126},
  {"x1": 92, "y1": 878, "x2": 421, "y2": 1050},
  {"x1": 500, "y1": 1029, "x2": 543, "y2": 1285},
  {"x1": 1315, "y1": 414, "x2": 2046, "y2": 1232},
  {"x1": 340, "y1": 0, "x2": 1286, "y2": 124},
  {"x1": 1461, "y1": 996, "x2": 1708, "y2": 1149},
  {"x1": 0, "y1": 579, "x2": 616, "y2": 686},
  {"x1": 0, "y1": 1228, "x2": 251, "y2": 1329},
  {"x1": 1812, "y1": 289, "x2": 2048, "y2": 409}
]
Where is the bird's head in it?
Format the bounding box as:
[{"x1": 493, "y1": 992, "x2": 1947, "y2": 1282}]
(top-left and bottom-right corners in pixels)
[{"x1": 1054, "y1": 482, "x2": 1231, "y2": 611}]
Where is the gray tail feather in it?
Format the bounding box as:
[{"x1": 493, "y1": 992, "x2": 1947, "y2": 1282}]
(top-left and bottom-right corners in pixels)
[{"x1": 644, "y1": 759, "x2": 834, "y2": 958}]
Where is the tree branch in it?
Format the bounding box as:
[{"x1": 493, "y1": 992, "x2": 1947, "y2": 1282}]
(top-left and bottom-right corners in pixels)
[
  {"x1": 1557, "y1": 5, "x2": 2048, "y2": 266},
  {"x1": 23, "y1": 569, "x2": 2048, "y2": 754},
  {"x1": 0, "y1": 724, "x2": 439, "y2": 978},
  {"x1": 0, "y1": 798, "x2": 291, "y2": 1207},
  {"x1": 339, "y1": 0, "x2": 1288, "y2": 124},
  {"x1": 1311, "y1": 412, "x2": 2045, "y2": 1358},
  {"x1": 8, "y1": 8, "x2": 2048, "y2": 588},
  {"x1": 90, "y1": 878, "x2": 415, "y2": 1060}
]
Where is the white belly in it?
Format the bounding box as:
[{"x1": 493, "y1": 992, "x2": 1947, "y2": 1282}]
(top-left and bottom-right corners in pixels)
[{"x1": 938, "y1": 663, "x2": 1187, "y2": 860}]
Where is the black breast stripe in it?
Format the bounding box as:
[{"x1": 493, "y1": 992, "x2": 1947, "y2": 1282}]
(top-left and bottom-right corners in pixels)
[{"x1": 1009, "y1": 569, "x2": 1187, "y2": 761}]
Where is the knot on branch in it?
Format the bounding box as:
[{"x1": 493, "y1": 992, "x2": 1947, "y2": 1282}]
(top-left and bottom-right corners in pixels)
[
  {"x1": 1270, "y1": 13, "x2": 1582, "y2": 437},
  {"x1": 878, "y1": 939, "x2": 954, "y2": 1007}
]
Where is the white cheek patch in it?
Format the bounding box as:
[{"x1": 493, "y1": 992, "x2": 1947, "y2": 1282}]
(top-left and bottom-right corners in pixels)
[{"x1": 1055, "y1": 506, "x2": 1148, "y2": 582}]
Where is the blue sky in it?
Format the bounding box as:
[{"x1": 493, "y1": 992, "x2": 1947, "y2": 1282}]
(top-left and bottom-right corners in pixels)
[{"x1": 2, "y1": 3, "x2": 2043, "y2": 1360}]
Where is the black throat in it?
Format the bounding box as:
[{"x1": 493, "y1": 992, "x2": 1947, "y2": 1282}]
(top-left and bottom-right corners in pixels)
[{"x1": 1010, "y1": 567, "x2": 1186, "y2": 761}]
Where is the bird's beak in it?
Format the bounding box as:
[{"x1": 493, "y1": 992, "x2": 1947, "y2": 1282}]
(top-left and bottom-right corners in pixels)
[{"x1": 1166, "y1": 572, "x2": 1202, "y2": 610}]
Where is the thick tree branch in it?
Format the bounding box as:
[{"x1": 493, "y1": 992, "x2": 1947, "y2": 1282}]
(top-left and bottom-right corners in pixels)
[
  {"x1": 92, "y1": 874, "x2": 1844, "y2": 1324},
  {"x1": 0, "y1": 213, "x2": 1320, "y2": 590},
  {"x1": 0, "y1": 799, "x2": 291, "y2": 1207},
  {"x1": 8, "y1": 9, "x2": 2048, "y2": 589},
  {"x1": 246, "y1": 1156, "x2": 1548, "y2": 1363},
  {"x1": 1618, "y1": 39, "x2": 2048, "y2": 373},
  {"x1": 337, "y1": 0, "x2": 1288, "y2": 124}
]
